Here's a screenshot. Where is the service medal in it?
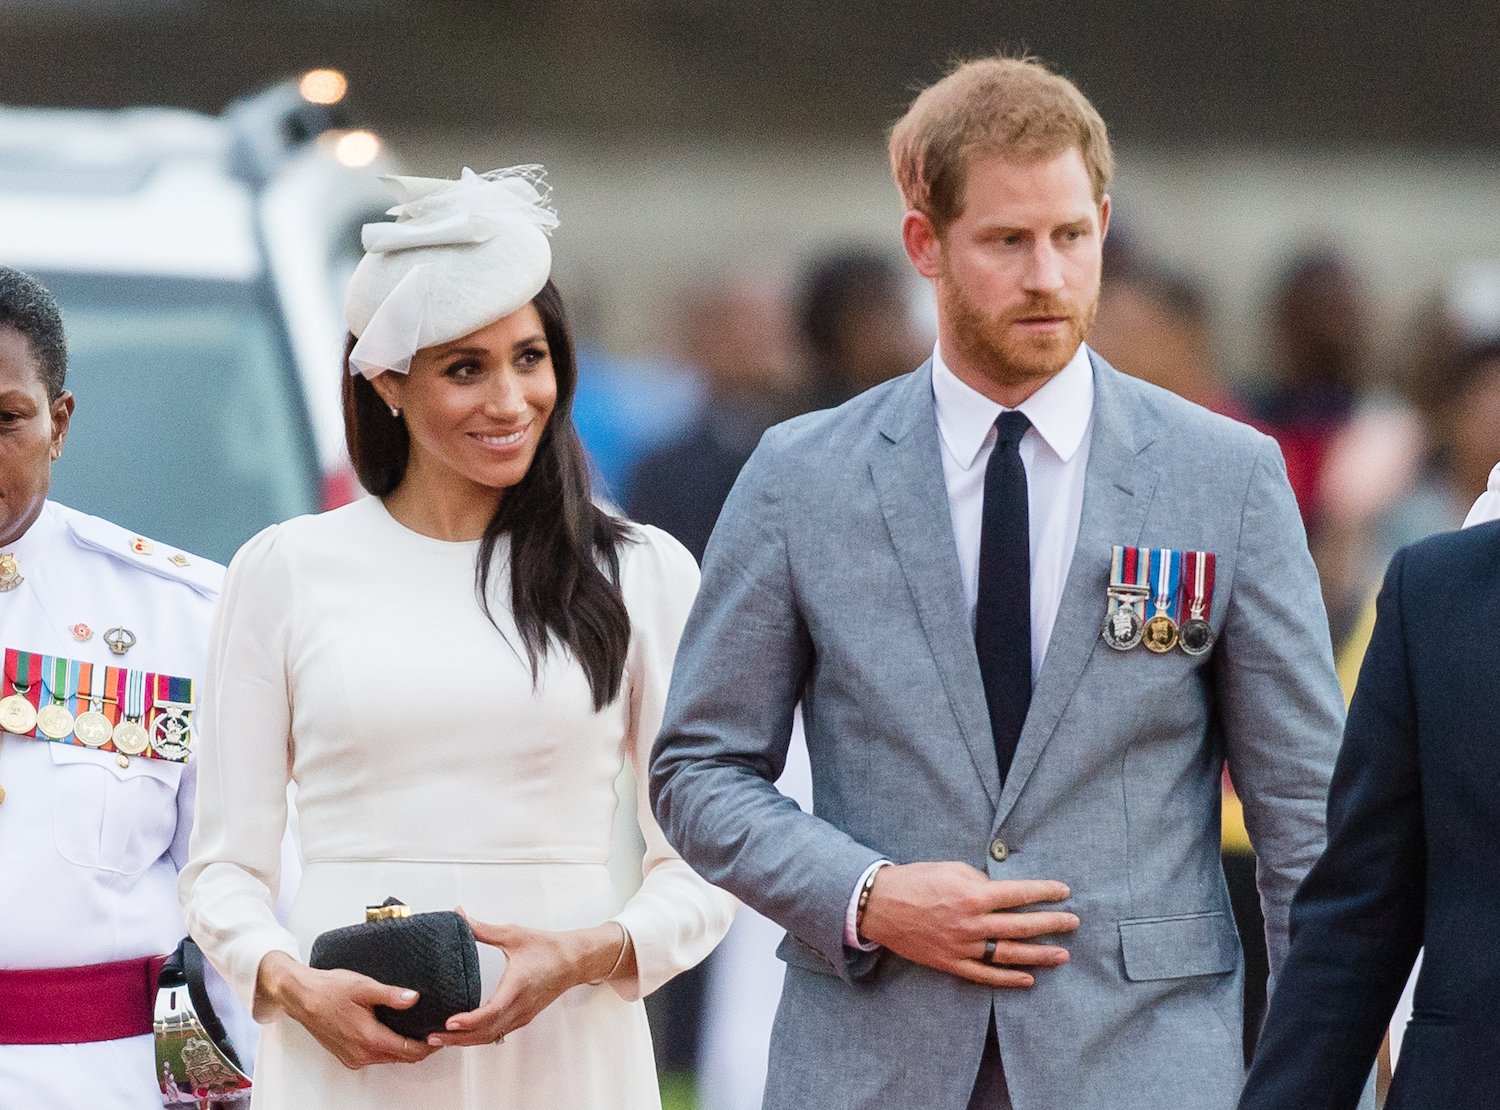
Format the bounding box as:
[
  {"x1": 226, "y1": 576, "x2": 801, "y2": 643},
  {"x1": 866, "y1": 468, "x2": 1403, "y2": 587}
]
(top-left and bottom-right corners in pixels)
[
  {"x1": 0, "y1": 649, "x2": 37, "y2": 734},
  {"x1": 1143, "y1": 613, "x2": 1179, "y2": 653},
  {"x1": 36, "y1": 703, "x2": 75, "y2": 740},
  {"x1": 36, "y1": 654, "x2": 78, "y2": 740},
  {"x1": 113, "y1": 667, "x2": 149, "y2": 755},
  {"x1": 112, "y1": 719, "x2": 150, "y2": 755},
  {"x1": 1102, "y1": 545, "x2": 1151, "y2": 652},
  {"x1": 1143, "y1": 548, "x2": 1182, "y2": 654},
  {"x1": 1177, "y1": 550, "x2": 1218, "y2": 657},
  {"x1": 74, "y1": 709, "x2": 113, "y2": 747},
  {"x1": 0, "y1": 553, "x2": 21, "y2": 592},
  {"x1": 73, "y1": 661, "x2": 113, "y2": 747},
  {"x1": 151, "y1": 712, "x2": 191, "y2": 760},
  {"x1": 0, "y1": 695, "x2": 36, "y2": 735}
]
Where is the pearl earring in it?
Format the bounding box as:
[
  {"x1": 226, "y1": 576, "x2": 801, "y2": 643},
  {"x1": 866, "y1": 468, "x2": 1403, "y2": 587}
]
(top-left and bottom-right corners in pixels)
[{"x1": 389, "y1": 405, "x2": 401, "y2": 418}]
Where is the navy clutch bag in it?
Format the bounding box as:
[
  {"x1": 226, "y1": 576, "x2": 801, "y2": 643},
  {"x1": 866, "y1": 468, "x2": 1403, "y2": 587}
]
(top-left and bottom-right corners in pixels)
[{"x1": 307, "y1": 898, "x2": 482, "y2": 1040}]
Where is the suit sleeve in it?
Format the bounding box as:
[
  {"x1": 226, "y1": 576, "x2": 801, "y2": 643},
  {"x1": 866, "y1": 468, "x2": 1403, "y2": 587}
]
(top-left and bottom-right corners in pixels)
[
  {"x1": 1239, "y1": 548, "x2": 1425, "y2": 1110},
  {"x1": 649, "y1": 432, "x2": 886, "y2": 980},
  {"x1": 1215, "y1": 437, "x2": 1346, "y2": 980},
  {"x1": 177, "y1": 526, "x2": 300, "y2": 1018}
]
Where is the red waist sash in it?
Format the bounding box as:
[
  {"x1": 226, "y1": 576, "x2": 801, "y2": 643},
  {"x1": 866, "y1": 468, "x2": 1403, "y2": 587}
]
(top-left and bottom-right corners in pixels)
[{"x1": 0, "y1": 955, "x2": 168, "y2": 1044}]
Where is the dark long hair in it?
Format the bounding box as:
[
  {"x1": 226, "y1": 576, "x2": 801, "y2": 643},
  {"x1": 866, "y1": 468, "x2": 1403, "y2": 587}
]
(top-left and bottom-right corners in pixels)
[{"x1": 342, "y1": 280, "x2": 634, "y2": 709}]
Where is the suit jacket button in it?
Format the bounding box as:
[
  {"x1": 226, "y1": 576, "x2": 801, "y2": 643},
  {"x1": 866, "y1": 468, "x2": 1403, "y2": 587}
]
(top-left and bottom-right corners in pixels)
[{"x1": 989, "y1": 838, "x2": 1009, "y2": 862}]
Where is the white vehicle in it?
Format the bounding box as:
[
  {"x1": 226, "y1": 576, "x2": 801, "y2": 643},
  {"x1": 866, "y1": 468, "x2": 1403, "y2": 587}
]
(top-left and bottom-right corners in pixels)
[{"x1": 0, "y1": 74, "x2": 393, "y2": 562}]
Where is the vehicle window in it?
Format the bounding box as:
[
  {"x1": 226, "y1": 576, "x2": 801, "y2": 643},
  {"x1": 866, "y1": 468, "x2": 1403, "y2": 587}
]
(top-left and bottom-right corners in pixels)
[{"x1": 43, "y1": 272, "x2": 319, "y2": 564}]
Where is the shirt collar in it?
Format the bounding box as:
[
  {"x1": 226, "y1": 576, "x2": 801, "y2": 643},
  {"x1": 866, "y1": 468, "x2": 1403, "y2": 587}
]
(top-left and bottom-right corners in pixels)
[{"x1": 931, "y1": 342, "x2": 1094, "y2": 470}]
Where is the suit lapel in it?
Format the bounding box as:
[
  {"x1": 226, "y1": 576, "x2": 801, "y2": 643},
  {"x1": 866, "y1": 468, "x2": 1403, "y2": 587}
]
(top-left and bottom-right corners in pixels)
[
  {"x1": 868, "y1": 365, "x2": 1001, "y2": 806},
  {"x1": 992, "y1": 353, "x2": 1159, "y2": 827}
]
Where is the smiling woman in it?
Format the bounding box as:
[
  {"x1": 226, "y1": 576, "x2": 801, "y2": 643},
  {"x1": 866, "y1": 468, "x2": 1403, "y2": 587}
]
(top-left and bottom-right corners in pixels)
[{"x1": 178, "y1": 167, "x2": 735, "y2": 1110}]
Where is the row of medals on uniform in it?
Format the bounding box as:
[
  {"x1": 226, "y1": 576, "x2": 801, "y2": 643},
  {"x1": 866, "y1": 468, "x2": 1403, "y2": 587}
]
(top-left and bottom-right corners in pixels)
[
  {"x1": 1101, "y1": 546, "x2": 1216, "y2": 656},
  {"x1": 0, "y1": 638, "x2": 190, "y2": 770}
]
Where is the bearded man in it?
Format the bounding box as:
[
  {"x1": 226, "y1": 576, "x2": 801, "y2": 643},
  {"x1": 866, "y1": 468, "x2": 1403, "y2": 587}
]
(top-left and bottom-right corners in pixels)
[{"x1": 650, "y1": 55, "x2": 1343, "y2": 1110}]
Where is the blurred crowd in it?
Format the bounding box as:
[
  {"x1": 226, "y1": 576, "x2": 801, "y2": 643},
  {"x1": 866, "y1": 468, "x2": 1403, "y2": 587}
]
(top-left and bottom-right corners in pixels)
[{"x1": 567, "y1": 232, "x2": 1500, "y2": 1095}]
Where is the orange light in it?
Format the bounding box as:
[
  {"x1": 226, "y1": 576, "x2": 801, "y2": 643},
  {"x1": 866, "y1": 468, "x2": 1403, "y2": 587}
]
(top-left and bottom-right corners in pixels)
[
  {"x1": 299, "y1": 69, "x2": 349, "y2": 106},
  {"x1": 334, "y1": 130, "x2": 381, "y2": 168}
]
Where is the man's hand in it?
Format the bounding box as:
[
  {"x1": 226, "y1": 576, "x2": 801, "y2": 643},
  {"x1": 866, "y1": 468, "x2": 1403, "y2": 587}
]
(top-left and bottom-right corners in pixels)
[{"x1": 857, "y1": 861, "x2": 1078, "y2": 988}]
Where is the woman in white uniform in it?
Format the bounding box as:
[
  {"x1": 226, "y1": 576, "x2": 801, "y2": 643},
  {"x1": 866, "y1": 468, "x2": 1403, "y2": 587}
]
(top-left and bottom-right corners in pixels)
[{"x1": 179, "y1": 167, "x2": 735, "y2": 1108}]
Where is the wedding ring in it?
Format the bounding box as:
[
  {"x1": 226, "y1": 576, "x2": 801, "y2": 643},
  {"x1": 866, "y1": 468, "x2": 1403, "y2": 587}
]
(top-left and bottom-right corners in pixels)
[{"x1": 983, "y1": 938, "x2": 999, "y2": 965}]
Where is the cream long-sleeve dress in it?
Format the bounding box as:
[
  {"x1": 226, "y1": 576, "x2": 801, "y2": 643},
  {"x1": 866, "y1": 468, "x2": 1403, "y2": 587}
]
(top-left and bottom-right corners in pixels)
[{"x1": 179, "y1": 498, "x2": 735, "y2": 1109}]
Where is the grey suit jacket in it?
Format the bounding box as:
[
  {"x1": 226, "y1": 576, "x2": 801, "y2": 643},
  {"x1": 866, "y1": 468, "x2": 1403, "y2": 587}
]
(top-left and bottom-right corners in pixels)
[{"x1": 650, "y1": 353, "x2": 1345, "y2": 1110}]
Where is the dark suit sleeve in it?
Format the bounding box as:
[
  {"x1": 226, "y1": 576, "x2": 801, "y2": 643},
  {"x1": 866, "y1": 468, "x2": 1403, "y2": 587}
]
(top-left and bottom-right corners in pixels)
[
  {"x1": 648, "y1": 430, "x2": 886, "y2": 981},
  {"x1": 1239, "y1": 547, "x2": 1426, "y2": 1110}
]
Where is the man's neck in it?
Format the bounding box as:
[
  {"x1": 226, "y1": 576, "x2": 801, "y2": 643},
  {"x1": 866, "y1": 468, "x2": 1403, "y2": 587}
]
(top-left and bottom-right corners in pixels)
[{"x1": 938, "y1": 333, "x2": 1075, "y2": 410}]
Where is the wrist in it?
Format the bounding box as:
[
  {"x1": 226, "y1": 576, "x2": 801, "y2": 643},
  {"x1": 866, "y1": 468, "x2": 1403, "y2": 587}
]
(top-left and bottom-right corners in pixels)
[
  {"x1": 578, "y1": 922, "x2": 629, "y2": 986},
  {"x1": 255, "y1": 950, "x2": 306, "y2": 1016}
]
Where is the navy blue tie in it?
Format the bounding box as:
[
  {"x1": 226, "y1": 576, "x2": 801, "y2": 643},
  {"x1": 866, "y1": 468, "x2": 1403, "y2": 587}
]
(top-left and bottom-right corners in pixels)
[{"x1": 974, "y1": 410, "x2": 1032, "y2": 787}]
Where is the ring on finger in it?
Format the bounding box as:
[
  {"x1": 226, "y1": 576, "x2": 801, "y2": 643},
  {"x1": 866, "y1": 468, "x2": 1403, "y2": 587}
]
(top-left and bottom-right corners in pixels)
[{"x1": 982, "y1": 937, "x2": 999, "y2": 965}]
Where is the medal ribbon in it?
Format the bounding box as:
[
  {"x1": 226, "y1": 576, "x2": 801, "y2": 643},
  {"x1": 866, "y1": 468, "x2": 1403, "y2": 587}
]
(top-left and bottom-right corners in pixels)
[
  {"x1": 1175, "y1": 551, "x2": 1218, "y2": 623},
  {"x1": 124, "y1": 668, "x2": 146, "y2": 723},
  {"x1": 74, "y1": 661, "x2": 91, "y2": 717},
  {"x1": 1150, "y1": 548, "x2": 1181, "y2": 617},
  {"x1": 104, "y1": 666, "x2": 123, "y2": 726},
  {"x1": 7, "y1": 649, "x2": 40, "y2": 708},
  {"x1": 46, "y1": 654, "x2": 73, "y2": 707}
]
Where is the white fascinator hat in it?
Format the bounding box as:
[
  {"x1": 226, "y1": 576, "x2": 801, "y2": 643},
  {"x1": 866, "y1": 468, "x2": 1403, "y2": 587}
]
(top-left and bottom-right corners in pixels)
[{"x1": 345, "y1": 164, "x2": 560, "y2": 379}]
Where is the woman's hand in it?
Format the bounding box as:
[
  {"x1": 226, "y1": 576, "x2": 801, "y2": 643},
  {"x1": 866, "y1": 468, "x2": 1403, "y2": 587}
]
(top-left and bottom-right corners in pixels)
[
  {"x1": 256, "y1": 951, "x2": 438, "y2": 1070},
  {"x1": 426, "y1": 914, "x2": 634, "y2": 1048}
]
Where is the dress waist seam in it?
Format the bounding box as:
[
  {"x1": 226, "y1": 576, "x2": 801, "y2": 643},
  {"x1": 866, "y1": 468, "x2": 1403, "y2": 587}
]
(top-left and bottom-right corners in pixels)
[{"x1": 302, "y1": 856, "x2": 608, "y2": 866}]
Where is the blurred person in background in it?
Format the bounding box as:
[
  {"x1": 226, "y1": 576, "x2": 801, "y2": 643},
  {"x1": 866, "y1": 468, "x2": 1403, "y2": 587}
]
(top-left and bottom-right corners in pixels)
[
  {"x1": 626, "y1": 276, "x2": 797, "y2": 563},
  {"x1": 0, "y1": 266, "x2": 249, "y2": 1107},
  {"x1": 797, "y1": 247, "x2": 932, "y2": 411},
  {"x1": 1315, "y1": 339, "x2": 1500, "y2": 649},
  {"x1": 1250, "y1": 249, "x2": 1373, "y2": 526},
  {"x1": 1090, "y1": 261, "x2": 1268, "y2": 1061},
  {"x1": 624, "y1": 275, "x2": 795, "y2": 1085},
  {"x1": 1090, "y1": 263, "x2": 1246, "y2": 421}
]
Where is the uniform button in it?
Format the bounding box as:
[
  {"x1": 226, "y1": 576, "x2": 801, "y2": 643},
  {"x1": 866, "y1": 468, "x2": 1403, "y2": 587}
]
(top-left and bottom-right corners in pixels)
[{"x1": 989, "y1": 838, "x2": 1009, "y2": 862}]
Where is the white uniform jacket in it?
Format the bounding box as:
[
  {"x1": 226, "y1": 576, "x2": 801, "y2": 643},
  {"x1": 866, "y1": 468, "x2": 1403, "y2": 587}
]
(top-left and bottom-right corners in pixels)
[{"x1": 0, "y1": 500, "x2": 227, "y2": 1109}]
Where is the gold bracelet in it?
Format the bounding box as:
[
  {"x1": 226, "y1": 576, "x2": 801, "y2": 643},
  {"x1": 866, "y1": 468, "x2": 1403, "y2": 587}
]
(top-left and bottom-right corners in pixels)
[{"x1": 589, "y1": 922, "x2": 630, "y2": 986}]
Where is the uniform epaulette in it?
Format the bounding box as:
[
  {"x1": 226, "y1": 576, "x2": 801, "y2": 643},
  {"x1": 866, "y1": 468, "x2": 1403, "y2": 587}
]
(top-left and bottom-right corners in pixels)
[{"x1": 58, "y1": 506, "x2": 226, "y2": 599}]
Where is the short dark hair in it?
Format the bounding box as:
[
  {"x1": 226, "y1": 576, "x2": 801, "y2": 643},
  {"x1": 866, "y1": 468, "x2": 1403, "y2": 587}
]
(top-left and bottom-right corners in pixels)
[
  {"x1": 797, "y1": 249, "x2": 906, "y2": 364},
  {"x1": 0, "y1": 266, "x2": 67, "y2": 400}
]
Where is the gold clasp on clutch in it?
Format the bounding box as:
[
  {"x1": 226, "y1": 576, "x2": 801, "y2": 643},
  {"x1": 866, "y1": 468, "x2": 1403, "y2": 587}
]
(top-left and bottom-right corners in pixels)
[{"x1": 365, "y1": 897, "x2": 413, "y2": 923}]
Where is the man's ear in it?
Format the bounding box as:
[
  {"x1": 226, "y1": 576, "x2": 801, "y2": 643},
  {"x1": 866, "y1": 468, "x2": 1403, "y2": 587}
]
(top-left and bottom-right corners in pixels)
[
  {"x1": 901, "y1": 210, "x2": 943, "y2": 280},
  {"x1": 48, "y1": 390, "x2": 74, "y2": 462}
]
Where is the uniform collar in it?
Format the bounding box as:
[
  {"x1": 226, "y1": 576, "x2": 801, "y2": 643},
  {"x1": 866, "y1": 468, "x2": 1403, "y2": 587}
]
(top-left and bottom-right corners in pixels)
[{"x1": 931, "y1": 342, "x2": 1093, "y2": 470}]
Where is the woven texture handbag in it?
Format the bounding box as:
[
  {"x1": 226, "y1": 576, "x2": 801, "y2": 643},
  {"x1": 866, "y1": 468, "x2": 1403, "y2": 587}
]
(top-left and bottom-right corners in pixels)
[{"x1": 308, "y1": 897, "x2": 482, "y2": 1040}]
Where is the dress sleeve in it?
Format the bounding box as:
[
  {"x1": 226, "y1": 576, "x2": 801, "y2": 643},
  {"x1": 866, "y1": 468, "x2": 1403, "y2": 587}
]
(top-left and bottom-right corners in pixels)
[
  {"x1": 177, "y1": 525, "x2": 300, "y2": 1018},
  {"x1": 609, "y1": 525, "x2": 737, "y2": 1000}
]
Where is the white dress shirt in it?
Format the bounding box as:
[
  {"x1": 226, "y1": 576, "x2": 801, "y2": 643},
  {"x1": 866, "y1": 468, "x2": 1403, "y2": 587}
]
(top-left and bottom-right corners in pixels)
[
  {"x1": 845, "y1": 343, "x2": 1095, "y2": 948},
  {"x1": 932, "y1": 341, "x2": 1094, "y2": 679}
]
